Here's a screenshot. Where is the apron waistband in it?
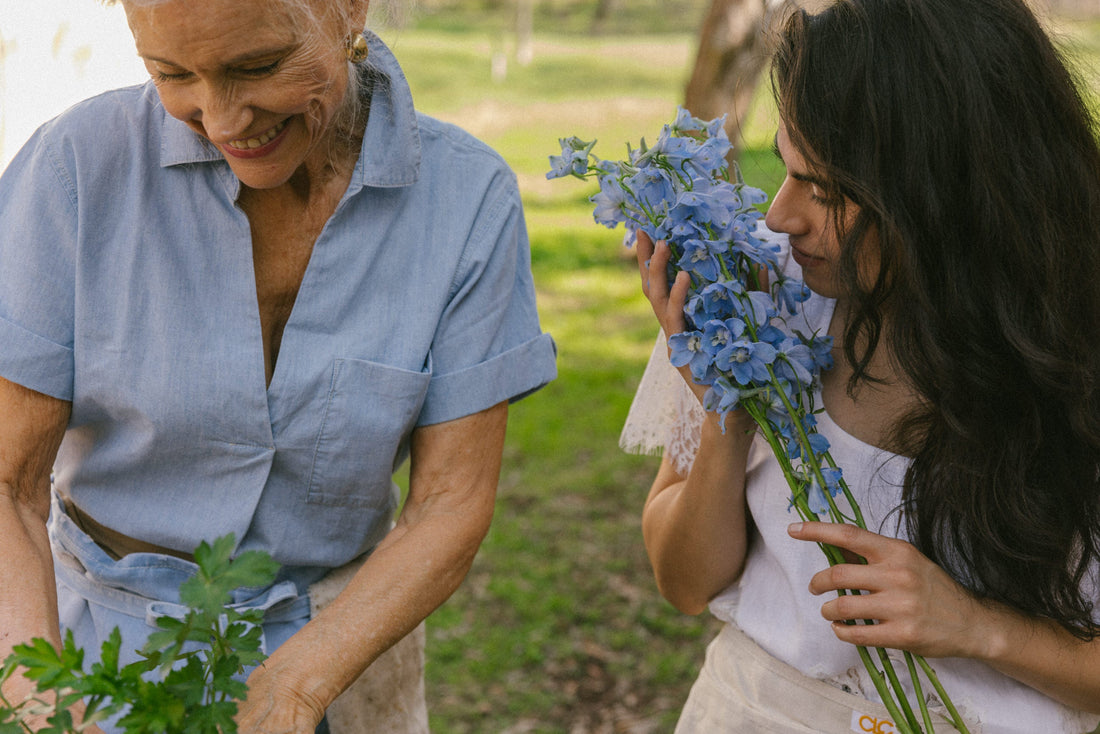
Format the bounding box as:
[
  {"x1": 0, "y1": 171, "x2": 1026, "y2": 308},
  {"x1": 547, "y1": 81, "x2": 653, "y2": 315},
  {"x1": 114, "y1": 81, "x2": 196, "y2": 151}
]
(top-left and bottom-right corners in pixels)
[
  {"x1": 676, "y1": 624, "x2": 978, "y2": 734},
  {"x1": 62, "y1": 496, "x2": 195, "y2": 562},
  {"x1": 50, "y1": 493, "x2": 313, "y2": 629}
]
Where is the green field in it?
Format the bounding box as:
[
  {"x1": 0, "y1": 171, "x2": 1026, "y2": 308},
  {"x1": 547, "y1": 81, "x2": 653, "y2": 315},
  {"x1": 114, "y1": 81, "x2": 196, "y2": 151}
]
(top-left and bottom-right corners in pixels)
[{"x1": 378, "y1": 7, "x2": 1100, "y2": 732}]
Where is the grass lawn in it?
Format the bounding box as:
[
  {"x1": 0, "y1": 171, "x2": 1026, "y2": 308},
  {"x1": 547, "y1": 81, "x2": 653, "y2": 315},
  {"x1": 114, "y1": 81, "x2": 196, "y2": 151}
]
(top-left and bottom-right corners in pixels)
[
  {"x1": 378, "y1": 25, "x2": 737, "y2": 732},
  {"x1": 378, "y1": 9, "x2": 1100, "y2": 733}
]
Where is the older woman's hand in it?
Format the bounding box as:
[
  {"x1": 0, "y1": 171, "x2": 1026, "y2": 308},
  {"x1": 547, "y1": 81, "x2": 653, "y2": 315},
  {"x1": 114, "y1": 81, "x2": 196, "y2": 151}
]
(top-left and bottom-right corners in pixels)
[{"x1": 237, "y1": 659, "x2": 328, "y2": 734}]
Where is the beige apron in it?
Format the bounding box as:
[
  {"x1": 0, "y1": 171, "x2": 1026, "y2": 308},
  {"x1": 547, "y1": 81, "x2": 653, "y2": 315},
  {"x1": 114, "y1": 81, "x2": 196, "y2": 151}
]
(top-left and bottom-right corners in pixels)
[
  {"x1": 675, "y1": 624, "x2": 977, "y2": 734},
  {"x1": 309, "y1": 556, "x2": 430, "y2": 734}
]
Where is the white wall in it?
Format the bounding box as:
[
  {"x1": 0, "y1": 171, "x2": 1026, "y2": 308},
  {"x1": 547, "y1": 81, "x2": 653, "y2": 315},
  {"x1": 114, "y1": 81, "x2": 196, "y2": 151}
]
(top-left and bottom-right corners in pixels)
[{"x1": 0, "y1": 1, "x2": 147, "y2": 171}]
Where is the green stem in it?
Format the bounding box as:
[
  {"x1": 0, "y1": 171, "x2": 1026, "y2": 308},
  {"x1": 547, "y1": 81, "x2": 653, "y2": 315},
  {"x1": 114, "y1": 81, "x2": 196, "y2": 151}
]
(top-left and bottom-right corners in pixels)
[
  {"x1": 746, "y1": 381, "x2": 937, "y2": 731},
  {"x1": 853, "y1": 645, "x2": 917, "y2": 734},
  {"x1": 915, "y1": 657, "x2": 972, "y2": 733},
  {"x1": 906, "y1": 652, "x2": 935, "y2": 734},
  {"x1": 822, "y1": 452, "x2": 868, "y2": 529},
  {"x1": 877, "y1": 646, "x2": 921, "y2": 732}
]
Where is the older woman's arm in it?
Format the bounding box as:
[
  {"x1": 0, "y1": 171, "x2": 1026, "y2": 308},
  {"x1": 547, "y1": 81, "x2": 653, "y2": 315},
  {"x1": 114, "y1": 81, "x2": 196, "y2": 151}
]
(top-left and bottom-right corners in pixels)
[
  {"x1": 0, "y1": 376, "x2": 72, "y2": 711},
  {"x1": 238, "y1": 401, "x2": 508, "y2": 733}
]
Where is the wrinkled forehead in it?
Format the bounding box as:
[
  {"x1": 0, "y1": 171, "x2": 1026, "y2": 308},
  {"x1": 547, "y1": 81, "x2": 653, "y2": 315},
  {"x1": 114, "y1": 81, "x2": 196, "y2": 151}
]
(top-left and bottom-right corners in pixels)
[
  {"x1": 122, "y1": 0, "x2": 359, "y2": 58},
  {"x1": 120, "y1": 0, "x2": 352, "y2": 33}
]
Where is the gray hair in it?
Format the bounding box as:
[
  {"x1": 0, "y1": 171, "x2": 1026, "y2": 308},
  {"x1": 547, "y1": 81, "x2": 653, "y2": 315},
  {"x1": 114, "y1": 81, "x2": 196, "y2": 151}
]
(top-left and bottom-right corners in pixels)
[
  {"x1": 105, "y1": 0, "x2": 415, "y2": 170},
  {"x1": 103, "y1": 0, "x2": 414, "y2": 27}
]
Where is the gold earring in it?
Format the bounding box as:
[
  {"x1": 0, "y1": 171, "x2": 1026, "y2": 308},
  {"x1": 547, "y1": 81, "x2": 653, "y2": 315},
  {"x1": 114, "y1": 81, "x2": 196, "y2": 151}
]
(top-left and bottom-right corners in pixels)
[{"x1": 346, "y1": 33, "x2": 369, "y2": 64}]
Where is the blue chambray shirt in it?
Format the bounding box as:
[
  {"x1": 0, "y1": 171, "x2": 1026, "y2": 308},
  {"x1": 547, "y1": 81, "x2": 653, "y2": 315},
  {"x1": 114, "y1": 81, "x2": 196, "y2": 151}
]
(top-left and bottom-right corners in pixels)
[{"x1": 0, "y1": 32, "x2": 557, "y2": 577}]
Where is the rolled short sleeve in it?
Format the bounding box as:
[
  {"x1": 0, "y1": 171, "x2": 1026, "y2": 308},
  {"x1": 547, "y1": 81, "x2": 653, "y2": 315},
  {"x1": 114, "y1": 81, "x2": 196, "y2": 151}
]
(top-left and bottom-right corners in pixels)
[
  {"x1": 417, "y1": 184, "x2": 556, "y2": 425},
  {"x1": 0, "y1": 129, "x2": 78, "y2": 399}
]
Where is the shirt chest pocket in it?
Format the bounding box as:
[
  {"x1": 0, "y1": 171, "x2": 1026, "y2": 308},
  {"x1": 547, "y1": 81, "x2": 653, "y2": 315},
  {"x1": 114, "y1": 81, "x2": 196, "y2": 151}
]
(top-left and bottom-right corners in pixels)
[{"x1": 307, "y1": 358, "x2": 431, "y2": 508}]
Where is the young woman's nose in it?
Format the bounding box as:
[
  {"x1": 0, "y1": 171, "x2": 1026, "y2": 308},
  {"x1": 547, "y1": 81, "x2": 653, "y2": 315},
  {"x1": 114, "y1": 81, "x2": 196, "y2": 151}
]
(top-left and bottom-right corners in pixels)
[{"x1": 764, "y1": 178, "x2": 802, "y2": 236}]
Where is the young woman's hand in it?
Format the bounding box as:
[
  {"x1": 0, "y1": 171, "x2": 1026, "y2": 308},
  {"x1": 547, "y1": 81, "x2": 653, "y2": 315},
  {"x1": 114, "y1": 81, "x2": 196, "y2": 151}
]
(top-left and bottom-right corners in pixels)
[
  {"x1": 635, "y1": 230, "x2": 715, "y2": 408},
  {"x1": 635, "y1": 230, "x2": 692, "y2": 340},
  {"x1": 788, "y1": 521, "x2": 993, "y2": 660}
]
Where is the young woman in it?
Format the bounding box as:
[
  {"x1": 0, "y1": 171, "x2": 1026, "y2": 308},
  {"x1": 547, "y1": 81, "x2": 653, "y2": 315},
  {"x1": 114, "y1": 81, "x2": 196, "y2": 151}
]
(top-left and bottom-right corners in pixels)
[{"x1": 627, "y1": 0, "x2": 1100, "y2": 731}]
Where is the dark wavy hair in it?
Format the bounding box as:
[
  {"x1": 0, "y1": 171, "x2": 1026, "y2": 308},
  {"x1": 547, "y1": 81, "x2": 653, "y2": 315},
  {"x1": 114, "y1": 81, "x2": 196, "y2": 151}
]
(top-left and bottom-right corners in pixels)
[{"x1": 771, "y1": 0, "x2": 1100, "y2": 638}]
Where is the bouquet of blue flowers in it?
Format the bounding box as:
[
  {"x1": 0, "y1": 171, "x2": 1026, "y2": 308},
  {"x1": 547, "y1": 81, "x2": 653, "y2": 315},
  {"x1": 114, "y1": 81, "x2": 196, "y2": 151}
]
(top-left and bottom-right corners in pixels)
[{"x1": 548, "y1": 108, "x2": 969, "y2": 734}]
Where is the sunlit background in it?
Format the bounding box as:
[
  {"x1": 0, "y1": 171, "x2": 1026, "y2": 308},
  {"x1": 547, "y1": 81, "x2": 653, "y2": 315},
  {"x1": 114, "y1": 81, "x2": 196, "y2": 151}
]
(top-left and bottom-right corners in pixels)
[
  {"x1": 2, "y1": 2, "x2": 1097, "y2": 731},
  {"x1": 0, "y1": 1, "x2": 145, "y2": 170}
]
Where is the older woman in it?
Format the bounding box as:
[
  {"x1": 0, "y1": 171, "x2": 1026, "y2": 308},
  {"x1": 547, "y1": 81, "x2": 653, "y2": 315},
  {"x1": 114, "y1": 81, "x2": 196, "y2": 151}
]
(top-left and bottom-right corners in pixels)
[{"x1": 0, "y1": 0, "x2": 556, "y2": 732}]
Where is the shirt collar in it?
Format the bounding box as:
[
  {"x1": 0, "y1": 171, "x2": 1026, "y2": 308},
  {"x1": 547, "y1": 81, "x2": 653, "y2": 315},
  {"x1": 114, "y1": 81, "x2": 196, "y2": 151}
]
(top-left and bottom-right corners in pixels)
[{"x1": 157, "y1": 30, "x2": 421, "y2": 191}]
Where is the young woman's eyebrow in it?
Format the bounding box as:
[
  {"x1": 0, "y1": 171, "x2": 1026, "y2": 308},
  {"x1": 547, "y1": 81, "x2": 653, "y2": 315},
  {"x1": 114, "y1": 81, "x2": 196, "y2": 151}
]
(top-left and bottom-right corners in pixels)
[{"x1": 773, "y1": 132, "x2": 826, "y2": 186}]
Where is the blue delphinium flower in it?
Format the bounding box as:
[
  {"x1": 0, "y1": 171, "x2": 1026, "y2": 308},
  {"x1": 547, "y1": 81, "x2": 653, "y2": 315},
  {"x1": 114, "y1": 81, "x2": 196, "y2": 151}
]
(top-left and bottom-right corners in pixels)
[
  {"x1": 704, "y1": 114, "x2": 728, "y2": 140},
  {"x1": 627, "y1": 166, "x2": 678, "y2": 218},
  {"x1": 678, "y1": 239, "x2": 727, "y2": 282},
  {"x1": 775, "y1": 275, "x2": 812, "y2": 315},
  {"x1": 714, "y1": 339, "x2": 778, "y2": 386},
  {"x1": 736, "y1": 290, "x2": 778, "y2": 328},
  {"x1": 668, "y1": 331, "x2": 713, "y2": 383},
  {"x1": 671, "y1": 107, "x2": 707, "y2": 134},
  {"x1": 669, "y1": 189, "x2": 734, "y2": 237},
  {"x1": 689, "y1": 134, "x2": 733, "y2": 177},
  {"x1": 795, "y1": 330, "x2": 836, "y2": 372},
  {"x1": 807, "y1": 466, "x2": 844, "y2": 516},
  {"x1": 701, "y1": 318, "x2": 746, "y2": 357},
  {"x1": 784, "y1": 413, "x2": 831, "y2": 460},
  {"x1": 638, "y1": 125, "x2": 700, "y2": 173},
  {"x1": 699, "y1": 281, "x2": 744, "y2": 322},
  {"x1": 546, "y1": 136, "x2": 595, "y2": 180},
  {"x1": 591, "y1": 175, "x2": 630, "y2": 228},
  {"x1": 755, "y1": 381, "x2": 797, "y2": 430},
  {"x1": 772, "y1": 337, "x2": 816, "y2": 387},
  {"x1": 703, "y1": 375, "x2": 744, "y2": 428}
]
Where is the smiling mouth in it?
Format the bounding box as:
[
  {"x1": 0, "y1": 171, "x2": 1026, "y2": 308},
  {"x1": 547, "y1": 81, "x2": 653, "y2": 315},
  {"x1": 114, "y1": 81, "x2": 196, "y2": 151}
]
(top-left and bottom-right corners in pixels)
[{"x1": 226, "y1": 119, "x2": 288, "y2": 150}]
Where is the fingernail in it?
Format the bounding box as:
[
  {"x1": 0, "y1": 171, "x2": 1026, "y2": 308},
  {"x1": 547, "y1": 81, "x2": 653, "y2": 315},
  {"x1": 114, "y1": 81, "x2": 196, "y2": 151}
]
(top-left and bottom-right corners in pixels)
[{"x1": 788, "y1": 522, "x2": 803, "y2": 535}]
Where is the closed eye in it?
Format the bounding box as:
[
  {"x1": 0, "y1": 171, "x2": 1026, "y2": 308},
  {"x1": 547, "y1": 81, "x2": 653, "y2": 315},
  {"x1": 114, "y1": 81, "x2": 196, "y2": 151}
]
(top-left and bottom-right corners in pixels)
[
  {"x1": 152, "y1": 69, "x2": 192, "y2": 83},
  {"x1": 236, "y1": 59, "x2": 283, "y2": 78}
]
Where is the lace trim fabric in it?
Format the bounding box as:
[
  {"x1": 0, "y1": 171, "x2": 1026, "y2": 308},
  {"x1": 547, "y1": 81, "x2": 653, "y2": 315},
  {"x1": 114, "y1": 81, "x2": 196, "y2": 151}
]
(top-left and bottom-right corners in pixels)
[{"x1": 619, "y1": 330, "x2": 705, "y2": 476}]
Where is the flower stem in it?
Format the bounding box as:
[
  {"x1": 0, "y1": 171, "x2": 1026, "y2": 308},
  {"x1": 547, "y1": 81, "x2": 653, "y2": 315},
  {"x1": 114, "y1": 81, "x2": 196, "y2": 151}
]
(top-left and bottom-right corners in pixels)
[
  {"x1": 877, "y1": 646, "x2": 922, "y2": 732},
  {"x1": 906, "y1": 652, "x2": 935, "y2": 734},
  {"x1": 854, "y1": 644, "x2": 917, "y2": 734},
  {"x1": 915, "y1": 657, "x2": 972, "y2": 733}
]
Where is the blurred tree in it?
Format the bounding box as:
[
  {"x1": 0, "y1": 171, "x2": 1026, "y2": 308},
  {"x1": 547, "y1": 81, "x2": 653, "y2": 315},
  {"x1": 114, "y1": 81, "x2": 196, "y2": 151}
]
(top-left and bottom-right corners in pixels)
[
  {"x1": 516, "y1": 0, "x2": 534, "y2": 65},
  {"x1": 684, "y1": 0, "x2": 793, "y2": 159},
  {"x1": 591, "y1": 0, "x2": 619, "y2": 33}
]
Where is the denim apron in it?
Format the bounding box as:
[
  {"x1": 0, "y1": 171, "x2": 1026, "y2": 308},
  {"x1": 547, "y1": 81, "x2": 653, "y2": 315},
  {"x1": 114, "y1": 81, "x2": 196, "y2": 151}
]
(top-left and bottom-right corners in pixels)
[{"x1": 47, "y1": 494, "x2": 317, "y2": 733}]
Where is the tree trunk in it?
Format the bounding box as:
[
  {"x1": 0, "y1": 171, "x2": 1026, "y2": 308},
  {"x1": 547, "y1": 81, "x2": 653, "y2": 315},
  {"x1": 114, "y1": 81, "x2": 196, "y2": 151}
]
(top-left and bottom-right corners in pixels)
[
  {"x1": 592, "y1": 0, "x2": 618, "y2": 34},
  {"x1": 684, "y1": 0, "x2": 793, "y2": 158},
  {"x1": 515, "y1": 0, "x2": 535, "y2": 66}
]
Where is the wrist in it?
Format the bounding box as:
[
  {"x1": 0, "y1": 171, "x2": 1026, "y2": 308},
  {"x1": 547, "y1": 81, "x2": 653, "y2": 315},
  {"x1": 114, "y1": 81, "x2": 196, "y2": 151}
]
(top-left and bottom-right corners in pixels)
[
  {"x1": 700, "y1": 407, "x2": 757, "y2": 446},
  {"x1": 247, "y1": 648, "x2": 338, "y2": 716},
  {"x1": 970, "y1": 597, "x2": 1021, "y2": 664}
]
